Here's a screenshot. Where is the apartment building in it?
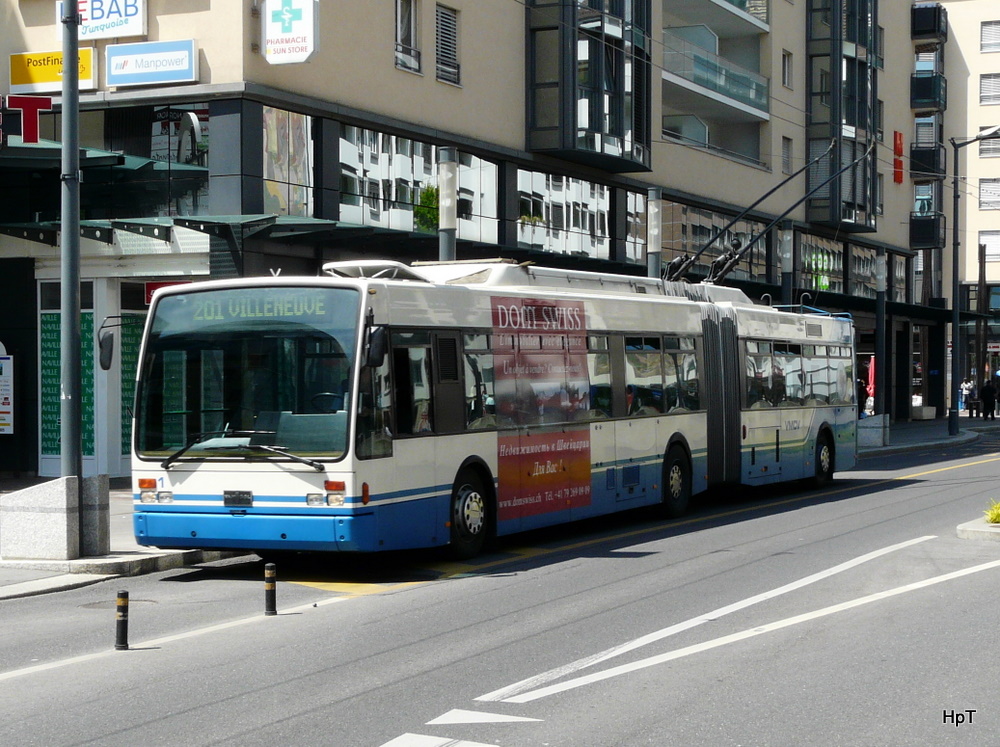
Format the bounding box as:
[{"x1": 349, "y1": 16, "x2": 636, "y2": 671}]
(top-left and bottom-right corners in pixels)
[
  {"x1": 928, "y1": 1, "x2": 1000, "y2": 386},
  {"x1": 0, "y1": 0, "x2": 941, "y2": 475}
]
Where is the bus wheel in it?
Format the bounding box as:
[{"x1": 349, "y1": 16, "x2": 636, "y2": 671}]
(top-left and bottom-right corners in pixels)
[
  {"x1": 450, "y1": 471, "x2": 489, "y2": 559},
  {"x1": 813, "y1": 431, "x2": 834, "y2": 485},
  {"x1": 661, "y1": 445, "x2": 691, "y2": 518}
]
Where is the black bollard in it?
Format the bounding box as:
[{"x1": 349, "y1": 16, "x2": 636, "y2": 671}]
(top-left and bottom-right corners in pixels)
[
  {"x1": 115, "y1": 590, "x2": 129, "y2": 650},
  {"x1": 264, "y1": 563, "x2": 277, "y2": 616}
]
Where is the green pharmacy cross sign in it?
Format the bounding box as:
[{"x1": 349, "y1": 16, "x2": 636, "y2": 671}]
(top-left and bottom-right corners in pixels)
[
  {"x1": 272, "y1": 0, "x2": 302, "y2": 33},
  {"x1": 263, "y1": 0, "x2": 317, "y2": 65}
]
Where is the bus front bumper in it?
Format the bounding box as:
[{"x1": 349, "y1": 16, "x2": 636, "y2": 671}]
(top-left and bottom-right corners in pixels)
[{"x1": 133, "y1": 511, "x2": 376, "y2": 553}]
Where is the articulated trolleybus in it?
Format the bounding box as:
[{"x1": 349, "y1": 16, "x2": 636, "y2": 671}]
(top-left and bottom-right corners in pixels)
[{"x1": 132, "y1": 260, "x2": 857, "y2": 559}]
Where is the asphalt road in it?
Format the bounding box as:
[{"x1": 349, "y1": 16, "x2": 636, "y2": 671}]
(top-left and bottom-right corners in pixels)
[{"x1": 3, "y1": 435, "x2": 1000, "y2": 746}]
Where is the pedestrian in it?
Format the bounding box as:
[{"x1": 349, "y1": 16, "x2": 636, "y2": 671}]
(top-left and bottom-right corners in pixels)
[
  {"x1": 961, "y1": 378, "x2": 973, "y2": 411},
  {"x1": 981, "y1": 379, "x2": 997, "y2": 421}
]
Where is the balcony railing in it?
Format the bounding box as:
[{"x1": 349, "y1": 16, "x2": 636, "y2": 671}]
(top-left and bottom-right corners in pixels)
[
  {"x1": 910, "y1": 211, "x2": 946, "y2": 250},
  {"x1": 911, "y1": 71, "x2": 947, "y2": 112},
  {"x1": 909, "y1": 143, "x2": 947, "y2": 181},
  {"x1": 394, "y1": 43, "x2": 421, "y2": 73},
  {"x1": 662, "y1": 30, "x2": 769, "y2": 113},
  {"x1": 721, "y1": 0, "x2": 768, "y2": 24},
  {"x1": 911, "y1": 4, "x2": 948, "y2": 44}
]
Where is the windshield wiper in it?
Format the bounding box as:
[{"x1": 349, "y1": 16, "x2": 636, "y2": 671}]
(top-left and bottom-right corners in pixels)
[
  {"x1": 161, "y1": 430, "x2": 231, "y2": 470},
  {"x1": 233, "y1": 443, "x2": 326, "y2": 472}
]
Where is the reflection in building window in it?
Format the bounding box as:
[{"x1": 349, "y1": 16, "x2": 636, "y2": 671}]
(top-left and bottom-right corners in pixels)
[
  {"x1": 660, "y1": 200, "x2": 769, "y2": 281},
  {"x1": 263, "y1": 106, "x2": 313, "y2": 217},
  {"x1": 801, "y1": 233, "x2": 844, "y2": 294},
  {"x1": 516, "y1": 168, "x2": 611, "y2": 259},
  {"x1": 338, "y1": 124, "x2": 497, "y2": 242}
]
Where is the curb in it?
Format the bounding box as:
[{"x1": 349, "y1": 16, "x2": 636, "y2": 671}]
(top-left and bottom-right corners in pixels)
[
  {"x1": 956, "y1": 517, "x2": 1000, "y2": 542},
  {"x1": 857, "y1": 429, "x2": 980, "y2": 457},
  {"x1": 0, "y1": 550, "x2": 250, "y2": 600}
]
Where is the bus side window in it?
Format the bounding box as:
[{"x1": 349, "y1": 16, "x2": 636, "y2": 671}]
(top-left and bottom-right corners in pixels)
[
  {"x1": 357, "y1": 354, "x2": 393, "y2": 459},
  {"x1": 746, "y1": 341, "x2": 773, "y2": 409}
]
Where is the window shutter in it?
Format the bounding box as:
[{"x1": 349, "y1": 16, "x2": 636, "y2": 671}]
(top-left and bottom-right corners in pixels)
[
  {"x1": 981, "y1": 73, "x2": 1000, "y2": 105},
  {"x1": 982, "y1": 21, "x2": 1000, "y2": 53},
  {"x1": 982, "y1": 231, "x2": 1000, "y2": 263},
  {"x1": 436, "y1": 5, "x2": 460, "y2": 84},
  {"x1": 981, "y1": 179, "x2": 1000, "y2": 210}
]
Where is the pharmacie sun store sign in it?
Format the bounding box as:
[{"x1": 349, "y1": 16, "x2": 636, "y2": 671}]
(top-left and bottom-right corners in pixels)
[{"x1": 262, "y1": 0, "x2": 318, "y2": 64}]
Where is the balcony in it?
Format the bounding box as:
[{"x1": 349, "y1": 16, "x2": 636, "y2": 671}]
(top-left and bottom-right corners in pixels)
[
  {"x1": 910, "y1": 143, "x2": 947, "y2": 181},
  {"x1": 911, "y1": 3, "x2": 948, "y2": 45},
  {"x1": 664, "y1": 0, "x2": 767, "y2": 37},
  {"x1": 662, "y1": 30, "x2": 769, "y2": 118},
  {"x1": 911, "y1": 72, "x2": 947, "y2": 113},
  {"x1": 909, "y1": 211, "x2": 946, "y2": 250}
]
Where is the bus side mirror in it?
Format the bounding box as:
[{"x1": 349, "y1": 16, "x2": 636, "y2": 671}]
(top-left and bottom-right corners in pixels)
[
  {"x1": 99, "y1": 329, "x2": 115, "y2": 371},
  {"x1": 364, "y1": 326, "x2": 387, "y2": 368}
]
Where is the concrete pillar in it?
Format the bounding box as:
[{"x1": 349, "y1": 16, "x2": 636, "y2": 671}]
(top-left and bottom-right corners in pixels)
[
  {"x1": 0, "y1": 477, "x2": 80, "y2": 560},
  {"x1": 81, "y1": 474, "x2": 110, "y2": 556}
]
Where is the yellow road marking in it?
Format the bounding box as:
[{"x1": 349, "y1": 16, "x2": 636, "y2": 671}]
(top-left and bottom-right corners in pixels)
[{"x1": 291, "y1": 452, "x2": 1000, "y2": 597}]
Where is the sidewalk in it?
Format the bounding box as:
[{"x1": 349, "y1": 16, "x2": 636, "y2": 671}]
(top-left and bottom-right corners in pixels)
[
  {"x1": 2, "y1": 416, "x2": 998, "y2": 599},
  {"x1": 0, "y1": 477, "x2": 244, "y2": 600}
]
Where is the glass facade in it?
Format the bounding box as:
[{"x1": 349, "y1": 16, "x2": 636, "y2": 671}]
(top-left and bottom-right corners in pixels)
[
  {"x1": 263, "y1": 106, "x2": 313, "y2": 217},
  {"x1": 38, "y1": 103, "x2": 211, "y2": 220},
  {"x1": 800, "y1": 234, "x2": 845, "y2": 294},
  {"x1": 516, "y1": 168, "x2": 612, "y2": 259},
  {"x1": 339, "y1": 125, "x2": 498, "y2": 242},
  {"x1": 658, "y1": 200, "x2": 770, "y2": 281}
]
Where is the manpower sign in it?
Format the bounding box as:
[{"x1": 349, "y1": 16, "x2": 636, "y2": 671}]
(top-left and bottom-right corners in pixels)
[
  {"x1": 106, "y1": 40, "x2": 199, "y2": 87},
  {"x1": 262, "y1": 0, "x2": 318, "y2": 64}
]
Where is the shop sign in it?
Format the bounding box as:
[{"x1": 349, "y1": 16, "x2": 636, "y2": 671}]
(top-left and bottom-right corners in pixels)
[
  {"x1": 144, "y1": 281, "x2": 188, "y2": 305},
  {"x1": 262, "y1": 0, "x2": 318, "y2": 65},
  {"x1": 0, "y1": 94, "x2": 53, "y2": 144},
  {"x1": 106, "y1": 40, "x2": 198, "y2": 88},
  {"x1": 0, "y1": 355, "x2": 13, "y2": 435},
  {"x1": 56, "y1": 1, "x2": 147, "y2": 41},
  {"x1": 9, "y1": 48, "x2": 96, "y2": 94}
]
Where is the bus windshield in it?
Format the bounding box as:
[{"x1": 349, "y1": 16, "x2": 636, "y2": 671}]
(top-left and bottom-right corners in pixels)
[{"x1": 135, "y1": 286, "x2": 360, "y2": 463}]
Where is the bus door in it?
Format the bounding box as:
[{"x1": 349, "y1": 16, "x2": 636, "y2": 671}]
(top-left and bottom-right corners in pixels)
[{"x1": 743, "y1": 340, "x2": 783, "y2": 483}]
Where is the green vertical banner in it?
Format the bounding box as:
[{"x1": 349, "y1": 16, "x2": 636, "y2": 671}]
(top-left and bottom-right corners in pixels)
[
  {"x1": 120, "y1": 313, "x2": 145, "y2": 455},
  {"x1": 40, "y1": 312, "x2": 95, "y2": 457}
]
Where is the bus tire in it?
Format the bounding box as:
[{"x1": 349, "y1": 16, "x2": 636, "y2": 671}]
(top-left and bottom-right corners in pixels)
[
  {"x1": 449, "y1": 470, "x2": 490, "y2": 559},
  {"x1": 661, "y1": 445, "x2": 691, "y2": 518},
  {"x1": 813, "y1": 430, "x2": 834, "y2": 485}
]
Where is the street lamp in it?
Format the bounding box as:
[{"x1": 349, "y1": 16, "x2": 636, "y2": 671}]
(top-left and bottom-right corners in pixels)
[{"x1": 949, "y1": 124, "x2": 1000, "y2": 436}]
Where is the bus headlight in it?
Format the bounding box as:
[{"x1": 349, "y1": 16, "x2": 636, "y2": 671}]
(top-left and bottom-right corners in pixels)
[
  {"x1": 157, "y1": 492, "x2": 174, "y2": 503},
  {"x1": 306, "y1": 493, "x2": 325, "y2": 506},
  {"x1": 140, "y1": 490, "x2": 157, "y2": 503},
  {"x1": 325, "y1": 480, "x2": 346, "y2": 506}
]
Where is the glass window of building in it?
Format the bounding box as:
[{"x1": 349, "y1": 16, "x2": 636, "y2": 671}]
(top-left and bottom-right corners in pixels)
[
  {"x1": 625, "y1": 191, "x2": 647, "y2": 265},
  {"x1": 340, "y1": 125, "x2": 497, "y2": 240},
  {"x1": 516, "y1": 168, "x2": 611, "y2": 259},
  {"x1": 263, "y1": 106, "x2": 313, "y2": 217},
  {"x1": 800, "y1": 234, "x2": 844, "y2": 294},
  {"x1": 850, "y1": 243, "x2": 877, "y2": 299},
  {"x1": 659, "y1": 200, "x2": 770, "y2": 281},
  {"x1": 56, "y1": 104, "x2": 211, "y2": 219}
]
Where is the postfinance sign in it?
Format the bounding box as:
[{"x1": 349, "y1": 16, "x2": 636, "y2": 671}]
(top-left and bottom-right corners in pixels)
[
  {"x1": 9, "y1": 48, "x2": 96, "y2": 94},
  {"x1": 55, "y1": 1, "x2": 147, "y2": 41},
  {"x1": 262, "y1": 0, "x2": 317, "y2": 65}
]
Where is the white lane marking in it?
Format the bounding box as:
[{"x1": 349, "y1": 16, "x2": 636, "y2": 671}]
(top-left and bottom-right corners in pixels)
[
  {"x1": 379, "y1": 735, "x2": 499, "y2": 747},
  {"x1": 504, "y1": 556, "x2": 1000, "y2": 704},
  {"x1": 0, "y1": 595, "x2": 349, "y2": 682},
  {"x1": 427, "y1": 709, "x2": 542, "y2": 725},
  {"x1": 477, "y1": 535, "x2": 935, "y2": 702}
]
